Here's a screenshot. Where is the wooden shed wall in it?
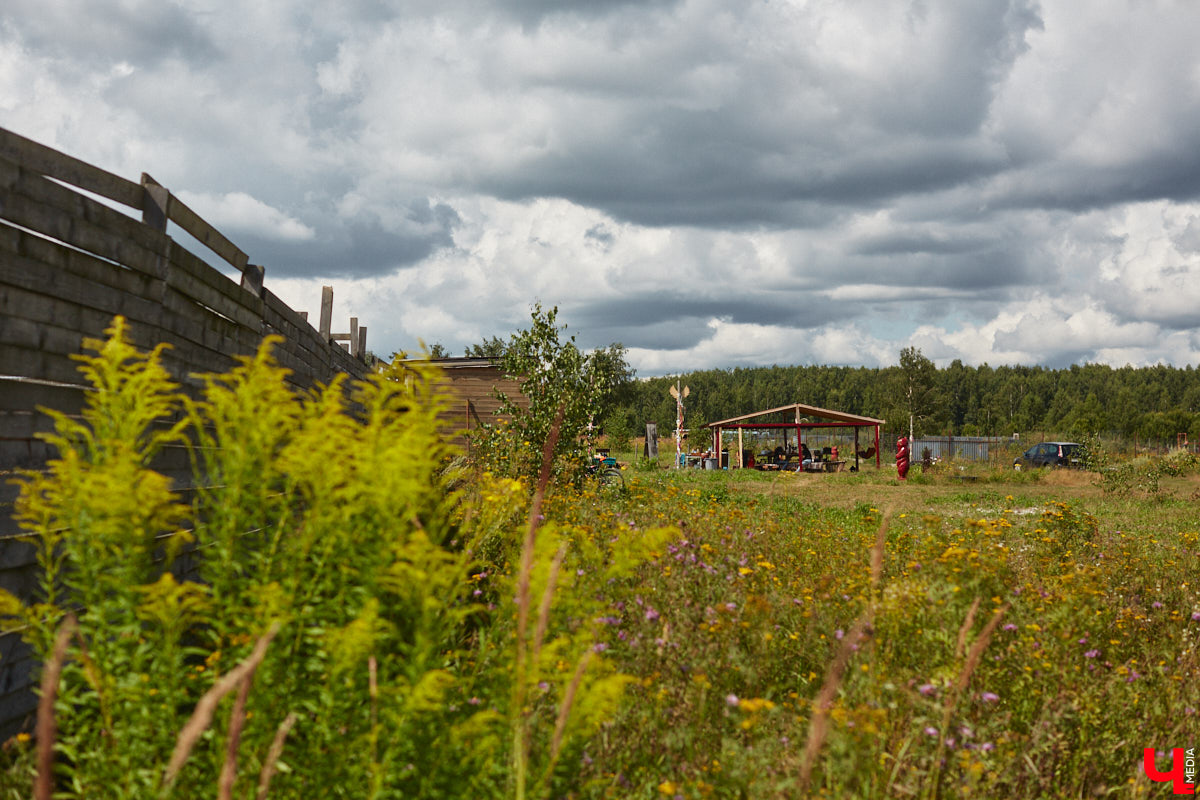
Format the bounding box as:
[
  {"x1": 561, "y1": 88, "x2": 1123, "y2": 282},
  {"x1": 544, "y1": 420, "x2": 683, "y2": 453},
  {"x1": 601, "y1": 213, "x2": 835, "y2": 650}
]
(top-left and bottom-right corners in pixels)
[{"x1": 435, "y1": 365, "x2": 528, "y2": 446}]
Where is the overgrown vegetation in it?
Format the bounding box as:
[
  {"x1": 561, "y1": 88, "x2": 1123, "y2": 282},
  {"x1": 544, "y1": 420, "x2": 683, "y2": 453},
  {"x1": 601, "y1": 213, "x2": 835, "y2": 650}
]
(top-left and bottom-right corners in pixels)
[
  {"x1": 0, "y1": 319, "x2": 663, "y2": 799},
  {"x1": 470, "y1": 304, "x2": 633, "y2": 484},
  {"x1": 3, "y1": 320, "x2": 1198, "y2": 798}
]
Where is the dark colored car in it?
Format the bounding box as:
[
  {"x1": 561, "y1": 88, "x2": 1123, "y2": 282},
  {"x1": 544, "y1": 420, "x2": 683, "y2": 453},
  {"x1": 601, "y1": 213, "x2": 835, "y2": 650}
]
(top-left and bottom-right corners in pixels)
[{"x1": 1013, "y1": 441, "x2": 1083, "y2": 470}]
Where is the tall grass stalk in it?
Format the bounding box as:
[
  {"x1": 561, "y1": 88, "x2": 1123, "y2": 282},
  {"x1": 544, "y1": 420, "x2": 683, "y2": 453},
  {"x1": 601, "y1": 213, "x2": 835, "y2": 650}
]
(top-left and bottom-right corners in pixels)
[
  {"x1": 255, "y1": 712, "x2": 297, "y2": 800},
  {"x1": 798, "y1": 511, "x2": 891, "y2": 792},
  {"x1": 217, "y1": 663, "x2": 254, "y2": 800},
  {"x1": 512, "y1": 404, "x2": 565, "y2": 800},
  {"x1": 162, "y1": 622, "x2": 279, "y2": 792},
  {"x1": 34, "y1": 616, "x2": 75, "y2": 800},
  {"x1": 927, "y1": 603, "x2": 1008, "y2": 800}
]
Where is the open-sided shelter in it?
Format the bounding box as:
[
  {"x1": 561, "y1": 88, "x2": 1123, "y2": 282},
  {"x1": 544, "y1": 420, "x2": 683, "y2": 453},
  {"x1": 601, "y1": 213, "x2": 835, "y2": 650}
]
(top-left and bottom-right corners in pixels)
[{"x1": 705, "y1": 403, "x2": 886, "y2": 471}]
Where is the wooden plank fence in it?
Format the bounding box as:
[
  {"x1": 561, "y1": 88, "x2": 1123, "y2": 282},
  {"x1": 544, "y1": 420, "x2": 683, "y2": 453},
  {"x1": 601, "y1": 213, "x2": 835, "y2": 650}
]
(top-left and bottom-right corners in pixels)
[{"x1": 0, "y1": 125, "x2": 374, "y2": 737}]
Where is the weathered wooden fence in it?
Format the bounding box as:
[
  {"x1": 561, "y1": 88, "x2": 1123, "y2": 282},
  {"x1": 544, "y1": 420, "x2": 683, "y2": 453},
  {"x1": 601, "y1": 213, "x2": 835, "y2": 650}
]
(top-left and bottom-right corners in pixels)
[{"x1": 0, "y1": 126, "x2": 373, "y2": 736}]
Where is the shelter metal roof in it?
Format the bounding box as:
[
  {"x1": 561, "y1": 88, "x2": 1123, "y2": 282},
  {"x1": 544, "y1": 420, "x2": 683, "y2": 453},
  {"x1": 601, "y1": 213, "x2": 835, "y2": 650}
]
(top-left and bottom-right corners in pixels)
[{"x1": 705, "y1": 402, "x2": 886, "y2": 428}]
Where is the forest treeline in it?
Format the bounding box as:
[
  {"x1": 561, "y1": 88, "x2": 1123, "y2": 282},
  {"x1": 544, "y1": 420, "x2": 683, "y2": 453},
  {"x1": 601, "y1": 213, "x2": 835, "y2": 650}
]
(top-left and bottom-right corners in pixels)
[
  {"x1": 454, "y1": 313, "x2": 1200, "y2": 445},
  {"x1": 609, "y1": 357, "x2": 1200, "y2": 444}
]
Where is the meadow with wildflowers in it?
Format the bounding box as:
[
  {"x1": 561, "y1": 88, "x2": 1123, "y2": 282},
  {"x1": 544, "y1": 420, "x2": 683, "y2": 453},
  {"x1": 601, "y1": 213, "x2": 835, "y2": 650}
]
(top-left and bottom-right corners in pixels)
[
  {"x1": 1, "y1": 321, "x2": 1197, "y2": 798},
  {"x1": 543, "y1": 462, "x2": 1200, "y2": 798}
]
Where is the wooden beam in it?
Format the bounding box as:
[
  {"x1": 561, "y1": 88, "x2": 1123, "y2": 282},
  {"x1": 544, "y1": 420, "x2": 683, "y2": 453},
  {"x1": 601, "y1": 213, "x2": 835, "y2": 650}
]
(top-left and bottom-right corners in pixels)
[
  {"x1": 707, "y1": 402, "x2": 886, "y2": 428},
  {"x1": 349, "y1": 317, "x2": 359, "y2": 358},
  {"x1": 161, "y1": 184, "x2": 250, "y2": 272},
  {"x1": 0, "y1": 126, "x2": 143, "y2": 209}
]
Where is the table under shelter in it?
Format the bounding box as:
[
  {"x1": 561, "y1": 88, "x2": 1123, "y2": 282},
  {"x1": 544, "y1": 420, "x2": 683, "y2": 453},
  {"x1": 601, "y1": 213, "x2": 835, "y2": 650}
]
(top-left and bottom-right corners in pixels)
[{"x1": 704, "y1": 403, "x2": 886, "y2": 472}]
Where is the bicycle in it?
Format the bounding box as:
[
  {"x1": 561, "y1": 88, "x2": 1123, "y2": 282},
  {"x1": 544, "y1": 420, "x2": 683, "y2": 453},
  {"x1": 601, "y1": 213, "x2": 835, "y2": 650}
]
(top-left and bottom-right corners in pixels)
[{"x1": 588, "y1": 454, "x2": 625, "y2": 491}]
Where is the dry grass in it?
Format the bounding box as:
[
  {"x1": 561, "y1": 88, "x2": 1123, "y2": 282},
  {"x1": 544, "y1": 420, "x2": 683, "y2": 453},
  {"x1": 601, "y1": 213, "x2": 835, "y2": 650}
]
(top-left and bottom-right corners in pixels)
[
  {"x1": 740, "y1": 466, "x2": 1115, "y2": 510},
  {"x1": 1038, "y1": 469, "x2": 1099, "y2": 488}
]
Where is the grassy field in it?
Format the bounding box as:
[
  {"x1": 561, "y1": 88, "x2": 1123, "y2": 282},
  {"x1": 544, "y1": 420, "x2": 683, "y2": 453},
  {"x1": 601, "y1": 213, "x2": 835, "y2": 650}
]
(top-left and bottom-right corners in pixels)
[
  {"x1": 541, "y1": 458, "x2": 1200, "y2": 798},
  {"x1": 2, "y1": 325, "x2": 1197, "y2": 799}
]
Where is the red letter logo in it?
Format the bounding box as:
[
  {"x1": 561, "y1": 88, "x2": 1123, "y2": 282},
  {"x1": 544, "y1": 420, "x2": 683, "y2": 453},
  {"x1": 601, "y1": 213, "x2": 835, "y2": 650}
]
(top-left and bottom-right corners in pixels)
[{"x1": 1144, "y1": 749, "x2": 1195, "y2": 795}]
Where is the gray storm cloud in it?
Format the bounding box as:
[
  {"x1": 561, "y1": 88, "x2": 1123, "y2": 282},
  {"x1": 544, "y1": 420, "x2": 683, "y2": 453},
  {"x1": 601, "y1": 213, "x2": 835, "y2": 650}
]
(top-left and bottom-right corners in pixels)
[{"x1": 3, "y1": 0, "x2": 1199, "y2": 371}]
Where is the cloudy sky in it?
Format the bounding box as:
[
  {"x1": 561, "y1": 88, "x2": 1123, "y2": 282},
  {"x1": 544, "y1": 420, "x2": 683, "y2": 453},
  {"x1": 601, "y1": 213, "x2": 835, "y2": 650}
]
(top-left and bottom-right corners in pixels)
[{"x1": 4, "y1": 0, "x2": 1200, "y2": 374}]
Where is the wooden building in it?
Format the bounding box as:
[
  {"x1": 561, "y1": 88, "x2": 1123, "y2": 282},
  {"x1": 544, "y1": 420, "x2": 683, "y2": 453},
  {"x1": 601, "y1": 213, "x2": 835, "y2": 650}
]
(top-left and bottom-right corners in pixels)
[{"x1": 405, "y1": 357, "x2": 528, "y2": 449}]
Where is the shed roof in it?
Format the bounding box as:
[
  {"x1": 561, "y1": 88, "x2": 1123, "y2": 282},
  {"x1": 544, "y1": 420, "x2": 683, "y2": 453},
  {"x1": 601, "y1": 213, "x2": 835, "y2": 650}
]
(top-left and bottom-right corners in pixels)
[
  {"x1": 398, "y1": 356, "x2": 499, "y2": 370},
  {"x1": 706, "y1": 402, "x2": 885, "y2": 428}
]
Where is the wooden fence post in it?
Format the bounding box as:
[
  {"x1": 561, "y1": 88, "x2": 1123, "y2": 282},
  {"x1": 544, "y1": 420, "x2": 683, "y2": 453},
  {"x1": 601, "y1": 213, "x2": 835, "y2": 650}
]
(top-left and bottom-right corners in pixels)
[
  {"x1": 140, "y1": 173, "x2": 169, "y2": 232},
  {"x1": 319, "y1": 286, "x2": 333, "y2": 341},
  {"x1": 241, "y1": 263, "x2": 265, "y2": 297},
  {"x1": 349, "y1": 317, "x2": 359, "y2": 358}
]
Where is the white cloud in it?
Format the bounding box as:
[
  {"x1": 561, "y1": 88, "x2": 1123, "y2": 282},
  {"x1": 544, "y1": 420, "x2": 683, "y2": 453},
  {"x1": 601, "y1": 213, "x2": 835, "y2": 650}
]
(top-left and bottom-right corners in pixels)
[{"x1": 176, "y1": 191, "x2": 317, "y2": 242}]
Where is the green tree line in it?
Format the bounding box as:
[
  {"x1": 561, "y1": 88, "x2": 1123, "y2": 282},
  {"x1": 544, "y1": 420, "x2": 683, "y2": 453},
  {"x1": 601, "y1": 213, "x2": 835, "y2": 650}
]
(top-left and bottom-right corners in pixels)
[
  {"x1": 611, "y1": 354, "x2": 1200, "y2": 444},
  {"x1": 459, "y1": 317, "x2": 1200, "y2": 446}
]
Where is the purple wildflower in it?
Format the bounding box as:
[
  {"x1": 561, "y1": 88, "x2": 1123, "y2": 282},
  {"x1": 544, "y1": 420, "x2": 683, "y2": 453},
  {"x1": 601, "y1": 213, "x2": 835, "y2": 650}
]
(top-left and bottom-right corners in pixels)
[
  {"x1": 980, "y1": 692, "x2": 1000, "y2": 703},
  {"x1": 918, "y1": 683, "x2": 937, "y2": 697}
]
